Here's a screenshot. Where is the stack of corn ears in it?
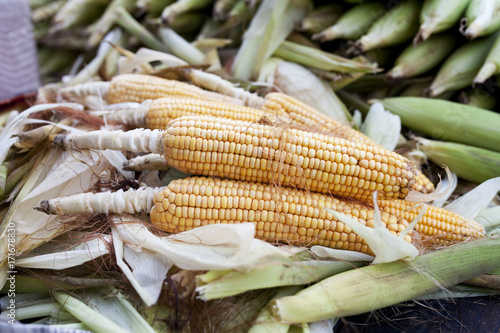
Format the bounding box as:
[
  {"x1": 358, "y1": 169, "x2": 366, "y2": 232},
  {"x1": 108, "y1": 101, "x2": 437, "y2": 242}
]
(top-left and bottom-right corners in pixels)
[{"x1": 1, "y1": 0, "x2": 499, "y2": 331}]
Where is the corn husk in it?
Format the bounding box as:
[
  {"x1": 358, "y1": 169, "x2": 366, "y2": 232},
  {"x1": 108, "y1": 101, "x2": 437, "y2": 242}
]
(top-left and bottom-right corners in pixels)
[
  {"x1": 462, "y1": 0, "x2": 500, "y2": 39},
  {"x1": 272, "y1": 237, "x2": 500, "y2": 323},
  {"x1": 417, "y1": 138, "x2": 500, "y2": 183},
  {"x1": 231, "y1": 0, "x2": 311, "y2": 80},
  {"x1": 381, "y1": 97, "x2": 500, "y2": 152},
  {"x1": 387, "y1": 34, "x2": 455, "y2": 79},
  {"x1": 474, "y1": 32, "x2": 500, "y2": 83},
  {"x1": 429, "y1": 34, "x2": 498, "y2": 96},
  {"x1": 313, "y1": 3, "x2": 385, "y2": 42},
  {"x1": 298, "y1": 4, "x2": 343, "y2": 34},
  {"x1": 355, "y1": 1, "x2": 421, "y2": 52},
  {"x1": 416, "y1": 0, "x2": 471, "y2": 42}
]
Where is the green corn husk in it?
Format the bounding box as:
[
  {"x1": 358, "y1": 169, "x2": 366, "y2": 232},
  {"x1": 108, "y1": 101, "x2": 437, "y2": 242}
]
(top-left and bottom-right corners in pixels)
[
  {"x1": 398, "y1": 78, "x2": 434, "y2": 97},
  {"x1": 53, "y1": 0, "x2": 109, "y2": 30},
  {"x1": 462, "y1": 0, "x2": 500, "y2": 39},
  {"x1": 474, "y1": 32, "x2": 500, "y2": 83},
  {"x1": 312, "y1": 3, "x2": 385, "y2": 42},
  {"x1": 196, "y1": 259, "x2": 364, "y2": 300},
  {"x1": 387, "y1": 34, "x2": 455, "y2": 80},
  {"x1": 272, "y1": 237, "x2": 500, "y2": 323},
  {"x1": 336, "y1": 90, "x2": 370, "y2": 115},
  {"x1": 274, "y1": 41, "x2": 380, "y2": 74},
  {"x1": 31, "y1": 0, "x2": 66, "y2": 23},
  {"x1": 416, "y1": 137, "x2": 500, "y2": 183},
  {"x1": 380, "y1": 97, "x2": 500, "y2": 152},
  {"x1": 298, "y1": 4, "x2": 343, "y2": 34},
  {"x1": 428, "y1": 34, "x2": 497, "y2": 97},
  {"x1": 168, "y1": 11, "x2": 205, "y2": 34},
  {"x1": 416, "y1": 0, "x2": 471, "y2": 42},
  {"x1": 355, "y1": 1, "x2": 421, "y2": 52},
  {"x1": 231, "y1": 0, "x2": 311, "y2": 80}
]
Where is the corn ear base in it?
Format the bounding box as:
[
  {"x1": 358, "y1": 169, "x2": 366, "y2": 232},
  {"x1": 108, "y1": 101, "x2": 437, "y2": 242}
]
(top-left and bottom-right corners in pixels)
[
  {"x1": 298, "y1": 4, "x2": 343, "y2": 34},
  {"x1": 272, "y1": 237, "x2": 500, "y2": 323},
  {"x1": 417, "y1": 137, "x2": 500, "y2": 183},
  {"x1": 474, "y1": 32, "x2": 500, "y2": 83},
  {"x1": 380, "y1": 97, "x2": 500, "y2": 152}
]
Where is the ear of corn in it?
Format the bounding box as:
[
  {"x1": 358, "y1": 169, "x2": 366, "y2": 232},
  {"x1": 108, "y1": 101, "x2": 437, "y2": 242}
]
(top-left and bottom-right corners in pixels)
[
  {"x1": 474, "y1": 32, "x2": 500, "y2": 83},
  {"x1": 104, "y1": 74, "x2": 244, "y2": 104},
  {"x1": 413, "y1": 170, "x2": 435, "y2": 194},
  {"x1": 273, "y1": 41, "x2": 381, "y2": 74},
  {"x1": 428, "y1": 34, "x2": 497, "y2": 97},
  {"x1": 416, "y1": 137, "x2": 500, "y2": 183},
  {"x1": 387, "y1": 34, "x2": 456, "y2": 80},
  {"x1": 416, "y1": 0, "x2": 471, "y2": 42},
  {"x1": 164, "y1": 116, "x2": 416, "y2": 201},
  {"x1": 380, "y1": 97, "x2": 500, "y2": 152},
  {"x1": 150, "y1": 177, "x2": 411, "y2": 254},
  {"x1": 312, "y1": 3, "x2": 385, "y2": 42},
  {"x1": 355, "y1": 1, "x2": 421, "y2": 52},
  {"x1": 462, "y1": 0, "x2": 500, "y2": 39},
  {"x1": 377, "y1": 199, "x2": 485, "y2": 246},
  {"x1": 271, "y1": 237, "x2": 500, "y2": 323}
]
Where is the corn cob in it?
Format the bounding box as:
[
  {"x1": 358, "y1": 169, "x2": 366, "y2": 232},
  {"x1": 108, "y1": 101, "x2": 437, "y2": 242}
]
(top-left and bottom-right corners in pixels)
[
  {"x1": 378, "y1": 200, "x2": 486, "y2": 245},
  {"x1": 97, "y1": 97, "x2": 272, "y2": 129},
  {"x1": 163, "y1": 116, "x2": 417, "y2": 201},
  {"x1": 60, "y1": 74, "x2": 243, "y2": 105},
  {"x1": 53, "y1": 116, "x2": 417, "y2": 201},
  {"x1": 151, "y1": 177, "x2": 410, "y2": 254},
  {"x1": 413, "y1": 171, "x2": 434, "y2": 194},
  {"x1": 39, "y1": 176, "x2": 411, "y2": 255}
]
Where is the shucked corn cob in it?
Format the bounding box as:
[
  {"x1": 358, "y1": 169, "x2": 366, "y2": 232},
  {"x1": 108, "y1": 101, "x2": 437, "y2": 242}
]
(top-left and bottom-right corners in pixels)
[
  {"x1": 378, "y1": 200, "x2": 485, "y2": 245},
  {"x1": 39, "y1": 176, "x2": 411, "y2": 255},
  {"x1": 54, "y1": 115, "x2": 417, "y2": 202},
  {"x1": 60, "y1": 74, "x2": 243, "y2": 105},
  {"x1": 151, "y1": 177, "x2": 411, "y2": 254},
  {"x1": 97, "y1": 97, "x2": 273, "y2": 129},
  {"x1": 261, "y1": 93, "x2": 435, "y2": 194},
  {"x1": 38, "y1": 177, "x2": 485, "y2": 253}
]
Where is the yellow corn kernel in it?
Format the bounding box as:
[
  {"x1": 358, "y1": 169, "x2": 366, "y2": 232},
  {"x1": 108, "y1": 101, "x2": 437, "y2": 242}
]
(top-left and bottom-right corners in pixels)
[
  {"x1": 377, "y1": 199, "x2": 485, "y2": 245},
  {"x1": 163, "y1": 116, "x2": 417, "y2": 201},
  {"x1": 151, "y1": 176, "x2": 411, "y2": 254},
  {"x1": 105, "y1": 74, "x2": 242, "y2": 104},
  {"x1": 412, "y1": 170, "x2": 435, "y2": 194}
]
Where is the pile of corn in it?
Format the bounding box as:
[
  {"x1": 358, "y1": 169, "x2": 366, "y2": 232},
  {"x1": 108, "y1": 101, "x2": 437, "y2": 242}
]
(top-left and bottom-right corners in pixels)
[{"x1": 0, "y1": 0, "x2": 499, "y2": 332}]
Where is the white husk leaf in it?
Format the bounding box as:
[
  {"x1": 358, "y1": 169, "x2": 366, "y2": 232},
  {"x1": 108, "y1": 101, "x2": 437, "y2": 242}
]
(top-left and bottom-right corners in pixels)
[
  {"x1": 16, "y1": 235, "x2": 111, "y2": 269},
  {"x1": 310, "y1": 246, "x2": 374, "y2": 262},
  {"x1": 264, "y1": 60, "x2": 349, "y2": 123},
  {"x1": 429, "y1": 171, "x2": 458, "y2": 208},
  {"x1": 118, "y1": 47, "x2": 188, "y2": 75},
  {"x1": 477, "y1": 206, "x2": 500, "y2": 229},
  {"x1": 323, "y1": 192, "x2": 420, "y2": 264},
  {"x1": 113, "y1": 218, "x2": 296, "y2": 271},
  {"x1": 310, "y1": 318, "x2": 338, "y2": 333},
  {"x1": 406, "y1": 167, "x2": 455, "y2": 202},
  {"x1": 361, "y1": 102, "x2": 401, "y2": 151},
  {"x1": 445, "y1": 177, "x2": 500, "y2": 220},
  {"x1": 69, "y1": 28, "x2": 122, "y2": 85},
  {"x1": 112, "y1": 219, "x2": 172, "y2": 306},
  {"x1": 232, "y1": 0, "x2": 310, "y2": 80},
  {"x1": 352, "y1": 109, "x2": 363, "y2": 129}
]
